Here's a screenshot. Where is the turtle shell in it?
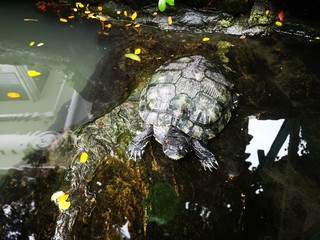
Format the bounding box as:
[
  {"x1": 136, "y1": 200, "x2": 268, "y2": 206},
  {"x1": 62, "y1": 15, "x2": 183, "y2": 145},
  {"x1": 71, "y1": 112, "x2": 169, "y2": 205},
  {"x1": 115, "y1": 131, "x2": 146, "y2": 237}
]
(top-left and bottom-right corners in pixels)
[{"x1": 139, "y1": 55, "x2": 233, "y2": 140}]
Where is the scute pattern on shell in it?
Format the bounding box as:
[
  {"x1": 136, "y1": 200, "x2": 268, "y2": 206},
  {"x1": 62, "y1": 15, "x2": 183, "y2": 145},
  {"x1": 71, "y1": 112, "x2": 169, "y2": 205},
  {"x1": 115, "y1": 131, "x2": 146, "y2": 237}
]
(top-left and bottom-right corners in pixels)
[{"x1": 139, "y1": 55, "x2": 233, "y2": 140}]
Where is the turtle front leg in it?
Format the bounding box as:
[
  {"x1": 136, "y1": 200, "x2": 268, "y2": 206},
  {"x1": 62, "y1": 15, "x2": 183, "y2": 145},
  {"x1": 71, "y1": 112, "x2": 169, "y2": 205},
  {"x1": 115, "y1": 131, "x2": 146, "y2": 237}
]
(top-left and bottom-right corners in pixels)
[
  {"x1": 191, "y1": 139, "x2": 219, "y2": 171},
  {"x1": 127, "y1": 124, "x2": 153, "y2": 161}
]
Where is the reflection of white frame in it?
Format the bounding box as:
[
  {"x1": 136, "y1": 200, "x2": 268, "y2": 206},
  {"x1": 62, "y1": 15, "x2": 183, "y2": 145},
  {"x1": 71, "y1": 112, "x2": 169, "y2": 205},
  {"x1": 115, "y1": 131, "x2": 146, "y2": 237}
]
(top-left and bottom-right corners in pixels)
[{"x1": 0, "y1": 64, "x2": 41, "y2": 101}]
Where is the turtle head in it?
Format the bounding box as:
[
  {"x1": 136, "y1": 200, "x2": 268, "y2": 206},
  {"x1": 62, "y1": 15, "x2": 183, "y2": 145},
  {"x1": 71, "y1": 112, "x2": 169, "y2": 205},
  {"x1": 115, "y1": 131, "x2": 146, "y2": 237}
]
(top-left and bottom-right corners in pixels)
[{"x1": 163, "y1": 126, "x2": 190, "y2": 160}]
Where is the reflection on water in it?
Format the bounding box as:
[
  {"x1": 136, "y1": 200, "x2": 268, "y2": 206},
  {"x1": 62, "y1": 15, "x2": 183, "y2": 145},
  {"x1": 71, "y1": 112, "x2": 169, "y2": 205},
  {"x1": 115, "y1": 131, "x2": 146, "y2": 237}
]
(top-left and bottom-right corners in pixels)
[
  {"x1": 0, "y1": 2, "x2": 108, "y2": 172},
  {"x1": 246, "y1": 117, "x2": 289, "y2": 169}
]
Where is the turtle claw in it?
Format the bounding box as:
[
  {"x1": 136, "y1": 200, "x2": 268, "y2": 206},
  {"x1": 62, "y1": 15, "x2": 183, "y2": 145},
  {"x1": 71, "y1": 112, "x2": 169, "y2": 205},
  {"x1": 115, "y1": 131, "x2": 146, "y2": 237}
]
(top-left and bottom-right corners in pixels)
[
  {"x1": 127, "y1": 142, "x2": 145, "y2": 161},
  {"x1": 200, "y1": 157, "x2": 219, "y2": 171}
]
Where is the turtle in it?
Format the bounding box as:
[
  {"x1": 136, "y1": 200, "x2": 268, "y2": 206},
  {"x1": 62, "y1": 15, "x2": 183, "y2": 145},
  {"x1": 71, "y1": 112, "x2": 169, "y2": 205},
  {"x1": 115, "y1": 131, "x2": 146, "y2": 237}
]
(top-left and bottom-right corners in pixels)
[{"x1": 127, "y1": 55, "x2": 236, "y2": 170}]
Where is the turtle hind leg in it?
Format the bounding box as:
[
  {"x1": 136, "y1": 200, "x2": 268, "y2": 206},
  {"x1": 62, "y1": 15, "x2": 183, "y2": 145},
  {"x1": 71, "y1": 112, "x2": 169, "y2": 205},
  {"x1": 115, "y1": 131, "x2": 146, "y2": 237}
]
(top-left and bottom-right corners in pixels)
[
  {"x1": 191, "y1": 139, "x2": 219, "y2": 171},
  {"x1": 127, "y1": 125, "x2": 153, "y2": 161}
]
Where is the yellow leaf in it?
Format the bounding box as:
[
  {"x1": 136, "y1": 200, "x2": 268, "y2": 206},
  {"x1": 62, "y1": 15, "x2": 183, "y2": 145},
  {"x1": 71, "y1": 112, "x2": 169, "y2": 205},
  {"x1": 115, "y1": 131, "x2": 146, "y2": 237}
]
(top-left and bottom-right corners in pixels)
[
  {"x1": 116, "y1": 10, "x2": 121, "y2": 15},
  {"x1": 60, "y1": 18, "x2": 68, "y2": 23},
  {"x1": 29, "y1": 41, "x2": 35, "y2": 46},
  {"x1": 68, "y1": 15, "x2": 75, "y2": 19},
  {"x1": 124, "y1": 10, "x2": 128, "y2": 17},
  {"x1": 51, "y1": 191, "x2": 65, "y2": 202},
  {"x1": 106, "y1": 23, "x2": 112, "y2": 28},
  {"x1": 275, "y1": 21, "x2": 282, "y2": 27},
  {"x1": 239, "y1": 35, "x2": 246, "y2": 39},
  {"x1": 28, "y1": 70, "x2": 41, "y2": 77},
  {"x1": 99, "y1": 17, "x2": 107, "y2": 22},
  {"x1": 57, "y1": 194, "x2": 69, "y2": 202},
  {"x1": 168, "y1": 16, "x2": 172, "y2": 25},
  {"x1": 7, "y1": 92, "x2": 21, "y2": 99},
  {"x1": 125, "y1": 23, "x2": 132, "y2": 27},
  {"x1": 131, "y1": 12, "x2": 137, "y2": 21},
  {"x1": 58, "y1": 200, "x2": 71, "y2": 211},
  {"x1": 134, "y1": 23, "x2": 141, "y2": 28},
  {"x1": 202, "y1": 37, "x2": 210, "y2": 42},
  {"x1": 76, "y1": 2, "x2": 84, "y2": 8},
  {"x1": 84, "y1": 10, "x2": 91, "y2": 14},
  {"x1": 80, "y1": 152, "x2": 88, "y2": 163},
  {"x1": 134, "y1": 48, "x2": 141, "y2": 55},
  {"x1": 98, "y1": 6, "x2": 103, "y2": 11},
  {"x1": 125, "y1": 53, "x2": 141, "y2": 62}
]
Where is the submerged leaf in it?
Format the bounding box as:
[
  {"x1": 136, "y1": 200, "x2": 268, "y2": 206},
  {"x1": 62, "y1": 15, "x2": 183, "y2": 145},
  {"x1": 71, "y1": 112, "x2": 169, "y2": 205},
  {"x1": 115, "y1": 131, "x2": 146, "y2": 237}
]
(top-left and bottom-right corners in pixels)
[
  {"x1": 76, "y1": 2, "x2": 84, "y2": 8},
  {"x1": 58, "y1": 200, "x2": 71, "y2": 211},
  {"x1": 59, "y1": 18, "x2": 68, "y2": 23},
  {"x1": 57, "y1": 194, "x2": 69, "y2": 202},
  {"x1": 80, "y1": 152, "x2": 88, "y2": 163},
  {"x1": 7, "y1": 92, "x2": 21, "y2": 99},
  {"x1": 131, "y1": 12, "x2": 137, "y2": 21},
  {"x1": 125, "y1": 53, "x2": 141, "y2": 62},
  {"x1": 28, "y1": 70, "x2": 41, "y2": 77},
  {"x1": 134, "y1": 48, "x2": 141, "y2": 55},
  {"x1": 51, "y1": 191, "x2": 65, "y2": 202}
]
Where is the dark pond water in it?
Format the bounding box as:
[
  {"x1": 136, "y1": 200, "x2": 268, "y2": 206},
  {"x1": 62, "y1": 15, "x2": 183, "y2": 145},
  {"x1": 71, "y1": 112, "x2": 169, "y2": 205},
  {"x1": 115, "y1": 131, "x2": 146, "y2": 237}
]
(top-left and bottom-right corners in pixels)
[{"x1": 1, "y1": 1, "x2": 320, "y2": 240}]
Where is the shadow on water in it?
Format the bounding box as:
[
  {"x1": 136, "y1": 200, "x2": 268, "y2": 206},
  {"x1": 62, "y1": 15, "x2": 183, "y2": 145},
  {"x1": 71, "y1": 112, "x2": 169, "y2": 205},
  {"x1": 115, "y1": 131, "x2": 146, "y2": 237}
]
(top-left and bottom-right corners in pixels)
[{"x1": 1, "y1": 2, "x2": 320, "y2": 240}]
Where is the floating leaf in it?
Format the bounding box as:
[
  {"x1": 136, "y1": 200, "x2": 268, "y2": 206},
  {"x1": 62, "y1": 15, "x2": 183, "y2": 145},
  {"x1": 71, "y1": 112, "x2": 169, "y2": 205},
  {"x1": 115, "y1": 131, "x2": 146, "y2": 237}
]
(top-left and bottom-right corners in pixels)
[
  {"x1": 28, "y1": 70, "x2": 41, "y2": 77},
  {"x1": 125, "y1": 53, "x2": 141, "y2": 62},
  {"x1": 124, "y1": 10, "x2": 128, "y2": 17},
  {"x1": 58, "y1": 200, "x2": 71, "y2": 211},
  {"x1": 168, "y1": 16, "x2": 172, "y2": 25},
  {"x1": 59, "y1": 18, "x2": 68, "y2": 23},
  {"x1": 57, "y1": 194, "x2": 69, "y2": 202},
  {"x1": 202, "y1": 37, "x2": 210, "y2": 42},
  {"x1": 29, "y1": 41, "x2": 35, "y2": 46},
  {"x1": 80, "y1": 152, "x2": 88, "y2": 163},
  {"x1": 275, "y1": 21, "x2": 282, "y2": 27},
  {"x1": 51, "y1": 191, "x2": 65, "y2": 202},
  {"x1": 97, "y1": 6, "x2": 103, "y2": 11},
  {"x1": 76, "y1": 2, "x2": 84, "y2": 8},
  {"x1": 131, "y1": 12, "x2": 137, "y2": 21},
  {"x1": 37, "y1": 42, "x2": 44, "y2": 47},
  {"x1": 134, "y1": 48, "x2": 141, "y2": 55},
  {"x1": 7, "y1": 92, "x2": 21, "y2": 99}
]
